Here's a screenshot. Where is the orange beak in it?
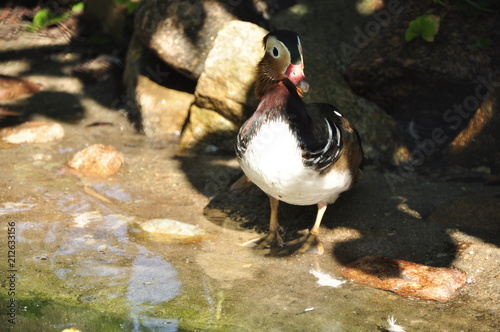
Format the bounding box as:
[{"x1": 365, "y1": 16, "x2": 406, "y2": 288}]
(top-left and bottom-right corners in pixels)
[{"x1": 285, "y1": 64, "x2": 309, "y2": 94}]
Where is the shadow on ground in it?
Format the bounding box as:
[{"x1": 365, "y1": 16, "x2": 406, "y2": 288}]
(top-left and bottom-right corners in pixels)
[{"x1": 177, "y1": 126, "x2": 500, "y2": 271}]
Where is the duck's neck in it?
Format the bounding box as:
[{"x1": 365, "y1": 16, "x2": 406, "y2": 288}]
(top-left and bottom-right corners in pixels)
[{"x1": 255, "y1": 82, "x2": 304, "y2": 119}]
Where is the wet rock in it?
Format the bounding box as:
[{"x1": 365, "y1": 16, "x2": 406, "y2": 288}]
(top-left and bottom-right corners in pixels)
[
  {"x1": 1, "y1": 120, "x2": 64, "y2": 144},
  {"x1": 139, "y1": 218, "x2": 206, "y2": 243},
  {"x1": 134, "y1": 0, "x2": 236, "y2": 80},
  {"x1": 179, "y1": 20, "x2": 267, "y2": 152},
  {"x1": 67, "y1": 144, "x2": 124, "y2": 177},
  {"x1": 270, "y1": 1, "x2": 406, "y2": 163},
  {"x1": 344, "y1": 1, "x2": 499, "y2": 153},
  {"x1": 0, "y1": 74, "x2": 40, "y2": 101},
  {"x1": 339, "y1": 256, "x2": 467, "y2": 302},
  {"x1": 123, "y1": 35, "x2": 195, "y2": 137}
]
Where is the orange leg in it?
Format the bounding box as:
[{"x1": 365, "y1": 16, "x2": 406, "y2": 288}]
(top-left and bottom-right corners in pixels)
[{"x1": 290, "y1": 202, "x2": 327, "y2": 255}]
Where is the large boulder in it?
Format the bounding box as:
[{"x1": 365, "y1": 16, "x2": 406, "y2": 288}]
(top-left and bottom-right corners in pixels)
[
  {"x1": 134, "y1": 0, "x2": 237, "y2": 80},
  {"x1": 179, "y1": 21, "x2": 267, "y2": 152}
]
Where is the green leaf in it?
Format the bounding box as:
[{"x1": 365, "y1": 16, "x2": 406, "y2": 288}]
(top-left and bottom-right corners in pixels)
[
  {"x1": 28, "y1": 9, "x2": 51, "y2": 32},
  {"x1": 405, "y1": 14, "x2": 441, "y2": 42},
  {"x1": 46, "y1": 12, "x2": 69, "y2": 27},
  {"x1": 72, "y1": 2, "x2": 85, "y2": 13}
]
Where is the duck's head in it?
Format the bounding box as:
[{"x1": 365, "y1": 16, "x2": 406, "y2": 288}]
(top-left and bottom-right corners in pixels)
[{"x1": 255, "y1": 30, "x2": 310, "y2": 98}]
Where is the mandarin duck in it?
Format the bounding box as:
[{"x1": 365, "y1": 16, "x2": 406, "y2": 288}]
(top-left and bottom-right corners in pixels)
[{"x1": 235, "y1": 30, "x2": 363, "y2": 254}]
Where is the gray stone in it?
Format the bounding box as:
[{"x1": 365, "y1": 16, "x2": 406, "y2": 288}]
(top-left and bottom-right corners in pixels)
[
  {"x1": 134, "y1": 0, "x2": 237, "y2": 80},
  {"x1": 124, "y1": 35, "x2": 195, "y2": 138}
]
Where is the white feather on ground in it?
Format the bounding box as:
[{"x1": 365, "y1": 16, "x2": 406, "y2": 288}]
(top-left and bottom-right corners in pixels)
[
  {"x1": 310, "y1": 269, "x2": 346, "y2": 288},
  {"x1": 387, "y1": 316, "x2": 406, "y2": 332}
]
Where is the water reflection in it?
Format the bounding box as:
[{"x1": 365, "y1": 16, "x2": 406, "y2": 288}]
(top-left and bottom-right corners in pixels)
[
  {"x1": 8, "y1": 198, "x2": 183, "y2": 331},
  {"x1": 127, "y1": 247, "x2": 181, "y2": 331}
]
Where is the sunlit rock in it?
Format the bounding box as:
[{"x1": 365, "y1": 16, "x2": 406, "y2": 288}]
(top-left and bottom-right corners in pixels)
[
  {"x1": 179, "y1": 20, "x2": 267, "y2": 152},
  {"x1": 1, "y1": 120, "x2": 64, "y2": 144},
  {"x1": 339, "y1": 256, "x2": 467, "y2": 302},
  {"x1": 67, "y1": 144, "x2": 124, "y2": 177},
  {"x1": 139, "y1": 218, "x2": 206, "y2": 243}
]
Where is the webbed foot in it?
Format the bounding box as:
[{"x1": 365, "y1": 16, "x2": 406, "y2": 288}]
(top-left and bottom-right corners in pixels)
[
  {"x1": 283, "y1": 230, "x2": 324, "y2": 255},
  {"x1": 242, "y1": 229, "x2": 284, "y2": 250}
]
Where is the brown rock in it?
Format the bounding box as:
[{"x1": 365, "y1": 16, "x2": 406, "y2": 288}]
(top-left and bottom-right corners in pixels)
[
  {"x1": 134, "y1": 0, "x2": 236, "y2": 79},
  {"x1": 179, "y1": 104, "x2": 238, "y2": 152},
  {"x1": 0, "y1": 74, "x2": 40, "y2": 101},
  {"x1": 194, "y1": 20, "x2": 267, "y2": 123},
  {"x1": 1, "y1": 121, "x2": 64, "y2": 144},
  {"x1": 67, "y1": 144, "x2": 124, "y2": 177},
  {"x1": 339, "y1": 256, "x2": 467, "y2": 302},
  {"x1": 136, "y1": 75, "x2": 194, "y2": 137}
]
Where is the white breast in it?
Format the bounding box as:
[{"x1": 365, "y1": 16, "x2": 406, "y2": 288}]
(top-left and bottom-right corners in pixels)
[{"x1": 238, "y1": 120, "x2": 352, "y2": 206}]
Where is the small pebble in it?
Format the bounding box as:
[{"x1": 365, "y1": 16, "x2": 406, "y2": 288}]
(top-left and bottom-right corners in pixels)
[{"x1": 67, "y1": 144, "x2": 123, "y2": 177}]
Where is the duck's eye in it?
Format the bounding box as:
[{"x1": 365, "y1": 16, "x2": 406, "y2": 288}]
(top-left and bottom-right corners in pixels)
[{"x1": 272, "y1": 47, "x2": 279, "y2": 57}]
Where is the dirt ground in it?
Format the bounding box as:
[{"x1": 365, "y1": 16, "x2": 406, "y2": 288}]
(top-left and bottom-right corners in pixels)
[{"x1": 0, "y1": 16, "x2": 499, "y2": 332}]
